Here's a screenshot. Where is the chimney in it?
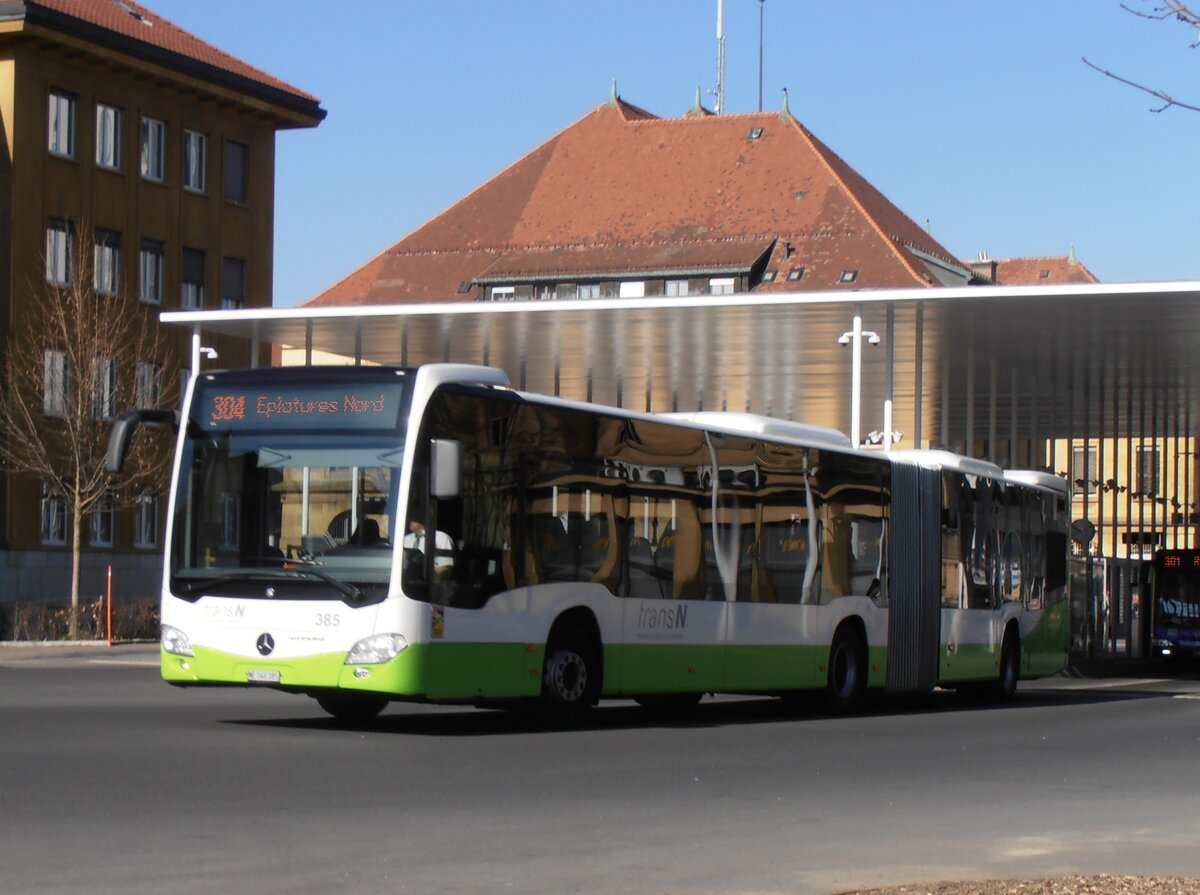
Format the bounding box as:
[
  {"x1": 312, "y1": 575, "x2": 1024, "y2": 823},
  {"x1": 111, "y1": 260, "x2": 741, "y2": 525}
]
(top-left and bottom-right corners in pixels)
[{"x1": 969, "y1": 251, "x2": 998, "y2": 284}]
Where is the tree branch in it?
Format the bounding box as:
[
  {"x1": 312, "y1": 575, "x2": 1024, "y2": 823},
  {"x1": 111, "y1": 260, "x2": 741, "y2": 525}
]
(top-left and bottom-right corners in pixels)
[{"x1": 1082, "y1": 56, "x2": 1200, "y2": 113}]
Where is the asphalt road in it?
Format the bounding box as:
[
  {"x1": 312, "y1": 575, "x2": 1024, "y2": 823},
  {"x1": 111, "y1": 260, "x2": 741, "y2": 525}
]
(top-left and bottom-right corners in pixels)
[{"x1": 2, "y1": 645, "x2": 1199, "y2": 895}]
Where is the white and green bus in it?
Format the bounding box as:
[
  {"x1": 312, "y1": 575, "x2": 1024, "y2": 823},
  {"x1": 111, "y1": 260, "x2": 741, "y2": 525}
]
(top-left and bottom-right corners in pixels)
[{"x1": 109, "y1": 363, "x2": 1070, "y2": 721}]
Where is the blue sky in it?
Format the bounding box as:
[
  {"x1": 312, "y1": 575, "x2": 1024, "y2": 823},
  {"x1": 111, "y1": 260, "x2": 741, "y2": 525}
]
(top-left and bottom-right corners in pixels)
[{"x1": 150, "y1": 0, "x2": 1200, "y2": 306}]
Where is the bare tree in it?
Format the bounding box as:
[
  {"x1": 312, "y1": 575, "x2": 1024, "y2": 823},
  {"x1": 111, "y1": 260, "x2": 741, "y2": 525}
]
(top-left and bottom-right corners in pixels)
[
  {"x1": 1084, "y1": 2, "x2": 1200, "y2": 112},
  {"x1": 0, "y1": 227, "x2": 176, "y2": 636}
]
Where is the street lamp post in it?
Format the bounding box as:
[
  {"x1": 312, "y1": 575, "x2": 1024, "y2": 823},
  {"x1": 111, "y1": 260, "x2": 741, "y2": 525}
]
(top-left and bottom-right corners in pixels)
[{"x1": 838, "y1": 303, "x2": 879, "y2": 449}]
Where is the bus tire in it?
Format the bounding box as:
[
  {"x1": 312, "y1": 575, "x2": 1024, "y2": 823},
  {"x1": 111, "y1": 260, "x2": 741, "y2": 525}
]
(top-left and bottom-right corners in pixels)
[
  {"x1": 989, "y1": 627, "x2": 1021, "y2": 701},
  {"x1": 315, "y1": 692, "x2": 388, "y2": 724},
  {"x1": 541, "y1": 621, "x2": 601, "y2": 717},
  {"x1": 826, "y1": 625, "x2": 868, "y2": 714}
]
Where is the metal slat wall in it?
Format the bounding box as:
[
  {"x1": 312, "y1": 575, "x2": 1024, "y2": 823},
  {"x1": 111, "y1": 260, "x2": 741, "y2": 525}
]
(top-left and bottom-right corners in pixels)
[{"x1": 886, "y1": 461, "x2": 942, "y2": 691}]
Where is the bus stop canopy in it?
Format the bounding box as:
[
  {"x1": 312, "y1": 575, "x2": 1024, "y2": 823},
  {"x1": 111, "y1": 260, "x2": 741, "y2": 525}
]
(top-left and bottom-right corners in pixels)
[{"x1": 164, "y1": 280, "x2": 1200, "y2": 460}]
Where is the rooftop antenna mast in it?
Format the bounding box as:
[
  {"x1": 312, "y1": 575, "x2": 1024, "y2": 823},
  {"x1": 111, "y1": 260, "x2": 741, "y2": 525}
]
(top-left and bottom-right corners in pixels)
[{"x1": 715, "y1": 0, "x2": 726, "y2": 114}]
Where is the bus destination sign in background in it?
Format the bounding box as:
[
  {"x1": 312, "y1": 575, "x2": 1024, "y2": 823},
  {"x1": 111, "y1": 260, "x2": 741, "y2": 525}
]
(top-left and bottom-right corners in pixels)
[{"x1": 198, "y1": 382, "x2": 406, "y2": 431}]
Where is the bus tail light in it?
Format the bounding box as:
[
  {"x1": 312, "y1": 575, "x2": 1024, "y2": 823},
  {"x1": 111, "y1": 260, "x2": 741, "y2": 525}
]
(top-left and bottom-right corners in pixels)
[
  {"x1": 162, "y1": 625, "x2": 194, "y2": 657},
  {"x1": 346, "y1": 634, "x2": 407, "y2": 665}
]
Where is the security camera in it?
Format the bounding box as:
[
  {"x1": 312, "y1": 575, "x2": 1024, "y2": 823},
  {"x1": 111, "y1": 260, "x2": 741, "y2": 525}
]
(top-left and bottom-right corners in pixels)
[
  {"x1": 837, "y1": 333, "x2": 851, "y2": 346},
  {"x1": 867, "y1": 333, "x2": 881, "y2": 346}
]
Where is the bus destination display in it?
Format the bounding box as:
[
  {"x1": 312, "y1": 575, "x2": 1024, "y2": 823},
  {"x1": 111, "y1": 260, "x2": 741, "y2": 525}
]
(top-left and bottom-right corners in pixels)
[{"x1": 199, "y1": 382, "x2": 405, "y2": 431}]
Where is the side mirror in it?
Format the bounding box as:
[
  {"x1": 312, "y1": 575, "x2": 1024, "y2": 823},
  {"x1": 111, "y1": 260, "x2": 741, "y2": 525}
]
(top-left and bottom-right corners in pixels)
[
  {"x1": 430, "y1": 439, "x2": 463, "y2": 499},
  {"x1": 106, "y1": 409, "x2": 178, "y2": 474}
]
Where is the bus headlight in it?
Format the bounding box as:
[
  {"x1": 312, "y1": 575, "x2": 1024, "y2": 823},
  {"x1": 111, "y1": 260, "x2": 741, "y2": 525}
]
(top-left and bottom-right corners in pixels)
[
  {"x1": 346, "y1": 634, "x2": 408, "y2": 665},
  {"x1": 162, "y1": 625, "x2": 194, "y2": 657}
]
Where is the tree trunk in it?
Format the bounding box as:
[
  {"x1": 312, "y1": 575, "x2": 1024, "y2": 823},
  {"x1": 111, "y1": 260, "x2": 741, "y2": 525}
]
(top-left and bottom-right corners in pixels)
[{"x1": 70, "y1": 500, "x2": 82, "y2": 639}]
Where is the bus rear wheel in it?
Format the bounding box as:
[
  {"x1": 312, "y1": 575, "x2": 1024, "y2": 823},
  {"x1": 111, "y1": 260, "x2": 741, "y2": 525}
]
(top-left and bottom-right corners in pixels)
[
  {"x1": 989, "y1": 628, "x2": 1021, "y2": 702},
  {"x1": 541, "y1": 622, "x2": 601, "y2": 717},
  {"x1": 315, "y1": 692, "x2": 388, "y2": 723},
  {"x1": 826, "y1": 626, "x2": 867, "y2": 714}
]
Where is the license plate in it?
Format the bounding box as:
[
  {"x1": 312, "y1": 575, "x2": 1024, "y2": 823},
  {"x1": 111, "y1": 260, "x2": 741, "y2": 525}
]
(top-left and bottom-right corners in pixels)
[{"x1": 246, "y1": 669, "x2": 281, "y2": 684}]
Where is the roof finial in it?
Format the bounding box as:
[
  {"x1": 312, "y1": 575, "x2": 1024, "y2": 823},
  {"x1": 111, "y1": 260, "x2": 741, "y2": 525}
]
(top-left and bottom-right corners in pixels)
[
  {"x1": 1068, "y1": 242, "x2": 1077, "y2": 265},
  {"x1": 694, "y1": 85, "x2": 703, "y2": 113},
  {"x1": 780, "y1": 86, "x2": 790, "y2": 119},
  {"x1": 609, "y1": 78, "x2": 618, "y2": 106}
]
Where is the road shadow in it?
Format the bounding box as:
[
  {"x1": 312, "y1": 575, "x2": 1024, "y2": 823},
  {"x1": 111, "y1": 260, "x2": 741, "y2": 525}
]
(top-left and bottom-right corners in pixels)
[{"x1": 222, "y1": 679, "x2": 1176, "y2": 738}]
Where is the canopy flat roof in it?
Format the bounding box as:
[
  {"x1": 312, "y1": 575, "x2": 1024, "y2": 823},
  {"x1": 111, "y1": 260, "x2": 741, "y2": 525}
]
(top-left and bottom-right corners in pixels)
[{"x1": 165, "y1": 280, "x2": 1200, "y2": 453}]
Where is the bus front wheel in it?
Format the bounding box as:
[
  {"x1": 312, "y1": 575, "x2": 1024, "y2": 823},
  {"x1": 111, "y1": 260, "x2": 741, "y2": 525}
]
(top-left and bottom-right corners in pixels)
[
  {"x1": 541, "y1": 622, "x2": 600, "y2": 716},
  {"x1": 826, "y1": 626, "x2": 868, "y2": 714}
]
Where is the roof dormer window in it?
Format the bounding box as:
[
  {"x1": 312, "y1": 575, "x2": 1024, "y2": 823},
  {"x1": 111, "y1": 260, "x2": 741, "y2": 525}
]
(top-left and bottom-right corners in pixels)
[
  {"x1": 747, "y1": 127, "x2": 764, "y2": 141},
  {"x1": 839, "y1": 270, "x2": 859, "y2": 284}
]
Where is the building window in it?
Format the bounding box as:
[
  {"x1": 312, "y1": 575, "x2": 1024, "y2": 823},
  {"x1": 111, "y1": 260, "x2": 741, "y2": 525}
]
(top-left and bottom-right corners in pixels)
[
  {"x1": 89, "y1": 493, "x2": 115, "y2": 546},
  {"x1": 92, "y1": 357, "x2": 117, "y2": 420},
  {"x1": 95, "y1": 103, "x2": 122, "y2": 169},
  {"x1": 839, "y1": 270, "x2": 859, "y2": 283},
  {"x1": 183, "y1": 130, "x2": 207, "y2": 192},
  {"x1": 761, "y1": 270, "x2": 777, "y2": 283},
  {"x1": 665, "y1": 279, "x2": 689, "y2": 297},
  {"x1": 182, "y1": 248, "x2": 205, "y2": 308},
  {"x1": 45, "y1": 219, "x2": 74, "y2": 286},
  {"x1": 488, "y1": 285, "x2": 515, "y2": 301},
  {"x1": 619, "y1": 281, "x2": 645, "y2": 299},
  {"x1": 48, "y1": 89, "x2": 76, "y2": 157},
  {"x1": 1072, "y1": 447, "x2": 1098, "y2": 497},
  {"x1": 223, "y1": 139, "x2": 247, "y2": 202},
  {"x1": 786, "y1": 267, "x2": 805, "y2": 282},
  {"x1": 578, "y1": 283, "x2": 601, "y2": 300},
  {"x1": 41, "y1": 482, "x2": 67, "y2": 545},
  {"x1": 43, "y1": 350, "x2": 70, "y2": 417},
  {"x1": 1137, "y1": 447, "x2": 1161, "y2": 495},
  {"x1": 134, "y1": 493, "x2": 160, "y2": 548},
  {"x1": 139, "y1": 238, "x2": 164, "y2": 304},
  {"x1": 709, "y1": 277, "x2": 736, "y2": 295},
  {"x1": 221, "y1": 256, "x2": 245, "y2": 309},
  {"x1": 535, "y1": 285, "x2": 557, "y2": 301},
  {"x1": 135, "y1": 362, "x2": 163, "y2": 408},
  {"x1": 94, "y1": 229, "x2": 121, "y2": 296},
  {"x1": 140, "y1": 117, "x2": 166, "y2": 182}
]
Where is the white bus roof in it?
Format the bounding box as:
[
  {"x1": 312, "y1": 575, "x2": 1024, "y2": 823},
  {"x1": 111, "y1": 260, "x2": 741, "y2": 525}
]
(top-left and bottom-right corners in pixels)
[{"x1": 660, "y1": 412, "x2": 853, "y2": 448}]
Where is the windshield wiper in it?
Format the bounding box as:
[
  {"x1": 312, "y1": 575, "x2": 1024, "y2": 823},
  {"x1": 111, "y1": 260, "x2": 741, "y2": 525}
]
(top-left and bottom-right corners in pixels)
[
  {"x1": 243, "y1": 555, "x2": 366, "y2": 603},
  {"x1": 179, "y1": 558, "x2": 366, "y2": 603}
]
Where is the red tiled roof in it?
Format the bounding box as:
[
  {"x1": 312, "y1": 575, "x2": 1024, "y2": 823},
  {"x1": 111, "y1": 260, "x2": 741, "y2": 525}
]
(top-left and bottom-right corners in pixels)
[
  {"x1": 307, "y1": 98, "x2": 968, "y2": 307},
  {"x1": 9, "y1": 0, "x2": 323, "y2": 117},
  {"x1": 992, "y1": 255, "x2": 1099, "y2": 286}
]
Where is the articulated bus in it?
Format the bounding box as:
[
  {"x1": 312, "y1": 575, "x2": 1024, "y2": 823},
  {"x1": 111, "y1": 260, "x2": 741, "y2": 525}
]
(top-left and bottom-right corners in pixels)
[
  {"x1": 1149, "y1": 549, "x2": 1200, "y2": 660},
  {"x1": 109, "y1": 364, "x2": 1070, "y2": 721}
]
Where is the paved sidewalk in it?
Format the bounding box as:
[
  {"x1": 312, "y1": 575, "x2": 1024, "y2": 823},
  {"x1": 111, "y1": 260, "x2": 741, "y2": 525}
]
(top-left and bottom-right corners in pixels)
[{"x1": 0, "y1": 640, "x2": 159, "y2": 665}]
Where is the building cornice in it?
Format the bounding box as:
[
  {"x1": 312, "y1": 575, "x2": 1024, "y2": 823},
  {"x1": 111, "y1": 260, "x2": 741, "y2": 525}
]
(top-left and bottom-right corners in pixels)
[{"x1": 0, "y1": 0, "x2": 325, "y2": 127}]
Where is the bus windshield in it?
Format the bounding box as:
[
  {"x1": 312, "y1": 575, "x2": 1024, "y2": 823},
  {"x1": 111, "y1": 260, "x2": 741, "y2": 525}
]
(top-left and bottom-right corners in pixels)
[
  {"x1": 1154, "y1": 552, "x2": 1200, "y2": 628},
  {"x1": 170, "y1": 370, "x2": 411, "y2": 602}
]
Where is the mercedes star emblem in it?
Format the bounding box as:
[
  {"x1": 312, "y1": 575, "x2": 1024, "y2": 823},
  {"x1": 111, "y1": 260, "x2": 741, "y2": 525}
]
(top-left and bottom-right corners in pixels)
[{"x1": 256, "y1": 633, "x2": 275, "y2": 656}]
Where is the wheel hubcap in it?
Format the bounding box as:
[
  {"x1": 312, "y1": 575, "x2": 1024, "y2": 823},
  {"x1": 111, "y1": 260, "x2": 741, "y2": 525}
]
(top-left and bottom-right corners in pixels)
[{"x1": 545, "y1": 650, "x2": 587, "y2": 702}]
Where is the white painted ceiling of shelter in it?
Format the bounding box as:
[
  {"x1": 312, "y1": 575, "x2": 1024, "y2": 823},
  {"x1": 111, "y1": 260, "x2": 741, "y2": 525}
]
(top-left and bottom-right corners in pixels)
[{"x1": 165, "y1": 281, "x2": 1200, "y2": 449}]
